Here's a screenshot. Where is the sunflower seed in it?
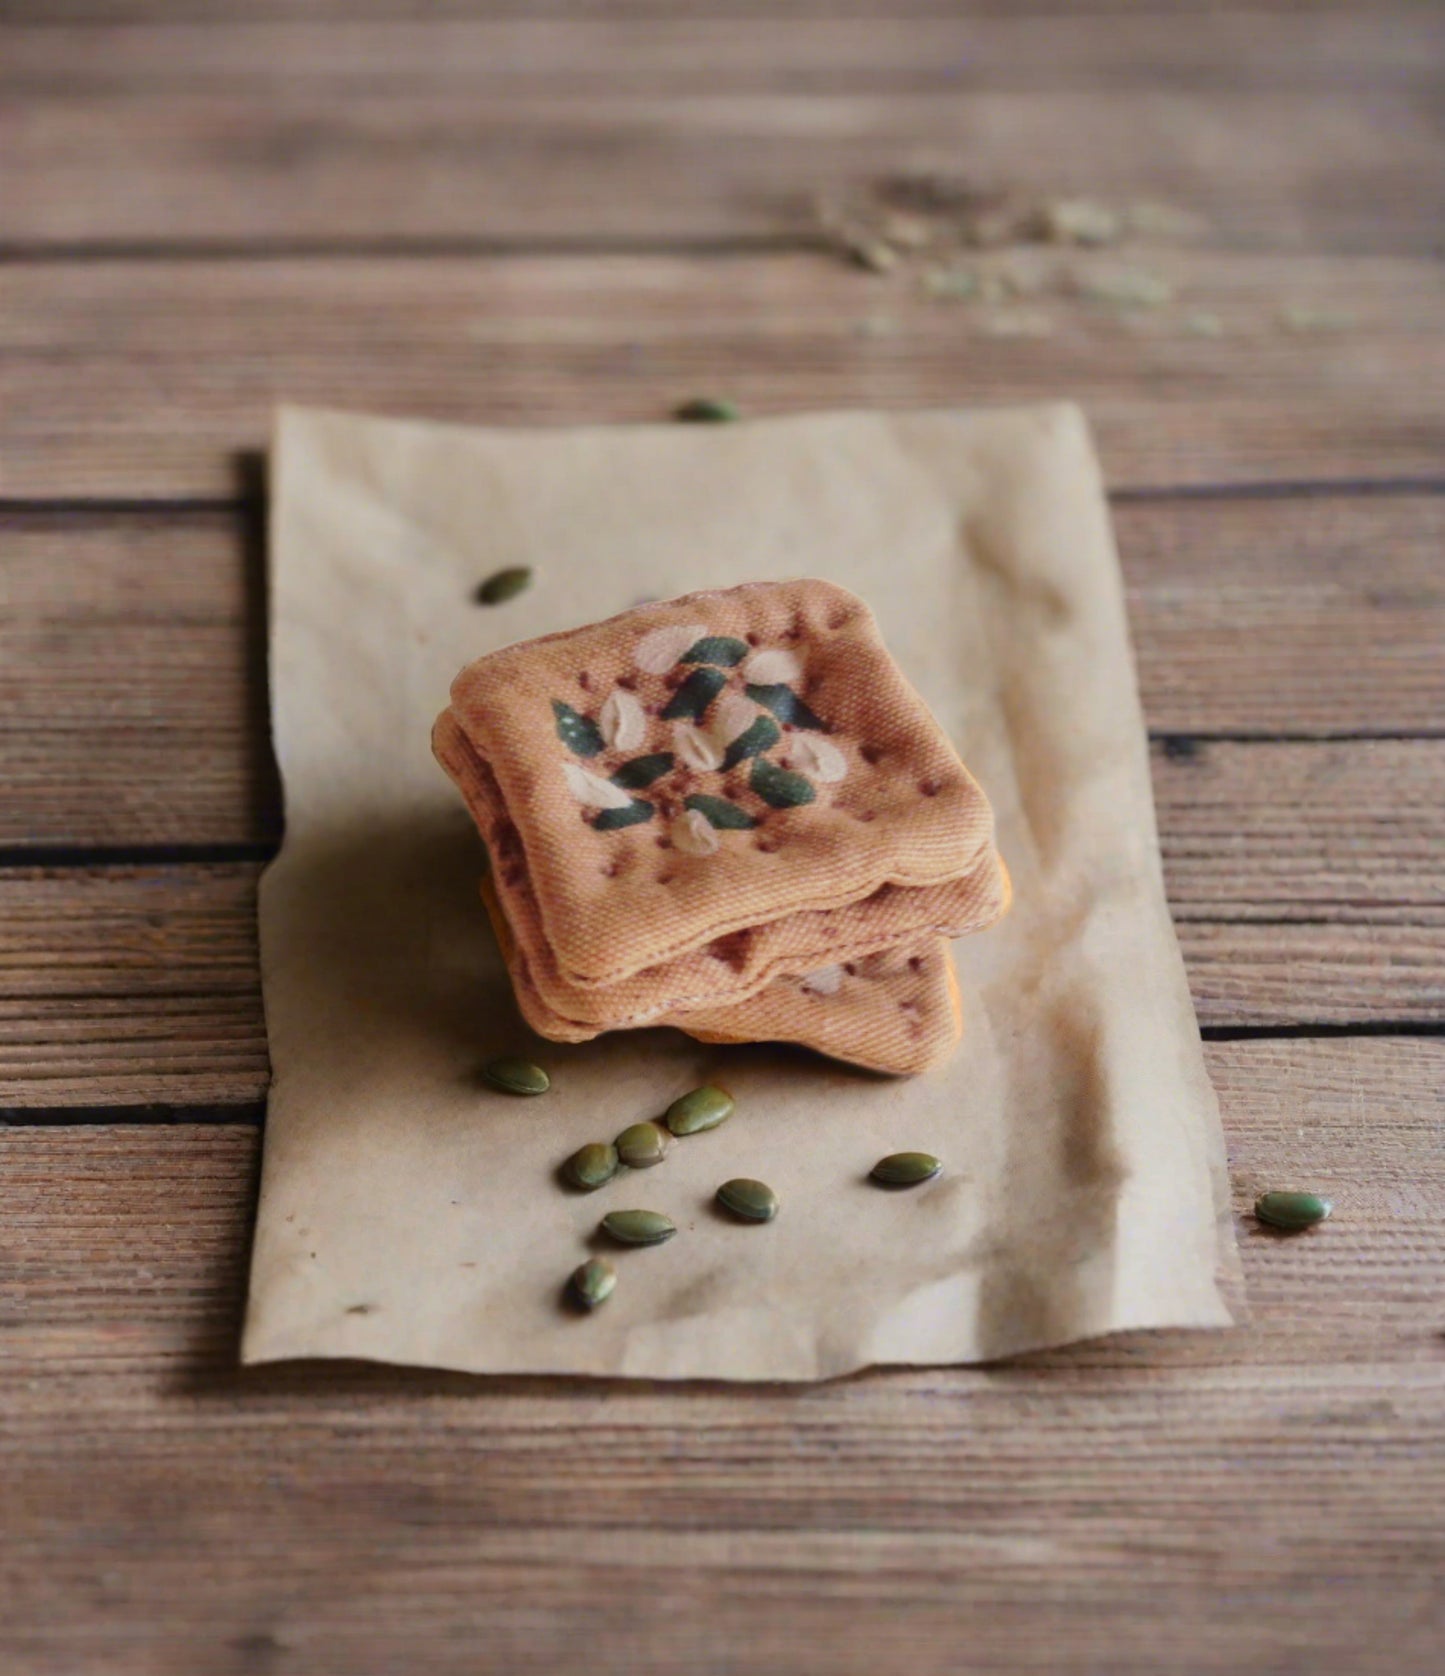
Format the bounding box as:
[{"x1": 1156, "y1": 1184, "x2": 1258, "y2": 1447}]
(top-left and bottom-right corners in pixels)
[
  {"x1": 481, "y1": 1056, "x2": 550, "y2": 1096},
  {"x1": 569, "y1": 1257, "x2": 617, "y2": 1310},
  {"x1": 474, "y1": 566, "x2": 534, "y2": 606},
  {"x1": 615, "y1": 1122, "x2": 670, "y2": 1169},
  {"x1": 716, "y1": 1178, "x2": 778, "y2": 1223},
  {"x1": 1255, "y1": 1191, "x2": 1332, "y2": 1231},
  {"x1": 870, "y1": 1151, "x2": 942, "y2": 1187},
  {"x1": 665, "y1": 1085, "x2": 735, "y2": 1137},
  {"x1": 564, "y1": 1142, "x2": 620, "y2": 1191},
  {"x1": 601, "y1": 1209, "x2": 677, "y2": 1246}
]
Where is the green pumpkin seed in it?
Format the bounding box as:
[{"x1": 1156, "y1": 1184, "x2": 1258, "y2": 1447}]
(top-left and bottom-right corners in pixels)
[
  {"x1": 674, "y1": 397, "x2": 740, "y2": 423},
  {"x1": 564, "y1": 1142, "x2": 619, "y2": 1191},
  {"x1": 615, "y1": 1122, "x2": 670, "y2": 1169},
  {"x1": 871, "y1": 1151, "x2": 942, "y2": 1187},
  {"x1": 716, "y1": 1178, "x2": 778, "y2": 1223},
  {"x1": 681, "y1": 635, "x2": 748, "y2": 667},
  {"x1": 745, "y1": 683, "x2": 828, "y2": 731},
  {"x1": 665, "y1": 1085, "x2": 735, "y2": 1137},
  {"x1": 660, "y1": 667, "x2": 727, "y2": 723},
  {"x1": 552, "y1": 700, "x2": 604, "y2": 757},
  {"x1": 481, "y1": 1055, "x2": 550, "y2": 1096},
  {"x1": 569, "y1": 1257, "x2": 617, "y2": 1310},
  {"x1": 475, "y1": 565, "x2": 534, "y2": 606},
  {"x1": 601, "y1": 1209, "x2": 676, "y2": 1246},
  {"x1": 750, "y1": 755, "x2": 816, "y2": 809},
  {"x1": 683, "y1": 794, "x2": 756, "y2": 830},
  {"x1": 1255, "y1": 1190, "x2": 1332, "y2": 1231},
  {"x1": 593, "y1": 798, "x2": 654, "y2": 830},
  {"x1": 610, "y1": 752, "x2": 675, "y2": 790},
  {"x1": 720, "y1": 714, "x2": 782, "y2": 771}
]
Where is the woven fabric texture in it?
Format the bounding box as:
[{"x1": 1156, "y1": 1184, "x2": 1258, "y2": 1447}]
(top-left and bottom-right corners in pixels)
[
  {"x1": 435, "y1": 709, "x2": 1008, "y2": 1028},
  {"x1": 443, "y1": 578, "x2": 998, "y2": 985},
  {"x1": 479, "y1": 875, "x2": 962, "y2": 1075}
]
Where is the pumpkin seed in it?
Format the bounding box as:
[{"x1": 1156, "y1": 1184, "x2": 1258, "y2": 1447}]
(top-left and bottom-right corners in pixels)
[
  {"x1": 553, "y1": 700, "x2": 604, "y2": 757},
  {"x1": 569, "y1": 1257, "x2": 617, "y2": 1310},
  {"x1": 871, "y1": 1151, "x2": 942, "y2": 1187},
  {"x1": 474, "y1": 565, "x2": 534, "y2": 606},
  {"x1": 750, "y1": 756, "x2": 816, "y2": 809},
  {"x1": 1255, "y1": 1190, "x2": 1332, "y2": 1231},
  {"x1": 716, "y1": 1178, "x2": 778, "y2": 1223},
  {"x1": 665, "y1": 1085, "x2": 735, "y2": 1137},
  {"x1": 481, "y1": 1056, "x2": 550, "y2": 1096},
  {"x1": 720, "y1": 714, "x2": 782, "y2": 771},
  {"x1": 601, "y1": 1209, "x2": 676, "y2": 1246},
  {"x1": 593, "y1": 798, "x2": 654, "y2": 830},
  {"x1": 683, "y1": 794, "x2": 757, "y2": 831},
  {"x1": 615, "y1": 1122, "x2": 670, "y2": 1169},
  {"x1": 610, "y1": 752, "x2": 675, "y2": 790},
  {"x1": 660, "y1": 667, "x2": 727, "y2": 723},
  {"x1": 674, "y1": 397, "x2": 740, "y2": 423},
  {"x1": 745, "y1": 682, "x2": 828, "y2": 731},
  {"x1": 564, "y1": 1142, "x2": 619, "y2": 1191},
  {"x1": 681, "y1": 635, "x2": 749, "y2": 667}
]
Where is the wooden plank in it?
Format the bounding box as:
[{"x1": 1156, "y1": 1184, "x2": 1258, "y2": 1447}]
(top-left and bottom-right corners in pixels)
[
  {"x1": 2, "y1": 763, "x2": 1442, "y2": 1110},
  {"x1": 0, "y1": 1, "x2": 1403, "y2": 23},
  {"x1": 2, "y1": 1039, "x2": 1442, "y2": 1675},
  {"x1": 5, "y1": 88, "x2": 1437, "y2": 255},
  {"x1": 7, "y1": 12, "x2": 1437, "y2": 98},
  {"x1": 2, "y1": 253, "x2": 1443, "y2": 497},
  {"x1": 4, "y1": 496, "x2": 1442, "y2": 852}
]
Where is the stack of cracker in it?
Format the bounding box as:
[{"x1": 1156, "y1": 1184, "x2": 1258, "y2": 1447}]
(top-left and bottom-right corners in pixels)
[{"x1": 433, "y1": 579, "x2": 1009, "y2": 1075}]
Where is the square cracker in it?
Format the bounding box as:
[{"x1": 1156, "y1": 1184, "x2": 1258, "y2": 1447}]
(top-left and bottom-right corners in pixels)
[{"x1": 444, "y1": 578, "x2": 999, "y2": 987}]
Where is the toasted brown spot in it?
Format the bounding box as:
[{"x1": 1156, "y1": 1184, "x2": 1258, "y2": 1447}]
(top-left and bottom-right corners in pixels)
[
  {"x1": 753, "y1": 836, "x2": 780, "y2": 854},
  {"x1": 827, "y1": 609, "x2": 848, "y2": 630},
  {"x1": 843, "y1": 962, "x2": 857, "y2": 976},
  {"x1": 746, "y1": 632, "x2": 761, "y2": 646},
  {"x1": 656, "y1": 872, "x2": 676, "y2": 886},
  {"x1": 919, "y1": 778, "x2": 942, "y2": 797},
  {"x1": 854, "y1": 809, "x2": 877, "y2": 823},
  {"x1": 860, "y1": 744, "x2": 883, "y2": 765},
  {"x1": 577, "y1": 671, "x2": 592, "y2": 691},
  {"x1": 907, "y1": 955, "x2": 924, "y2": 973},
  {"x1": 655, "y1": 836, "x2": 673, "y2": 849}
]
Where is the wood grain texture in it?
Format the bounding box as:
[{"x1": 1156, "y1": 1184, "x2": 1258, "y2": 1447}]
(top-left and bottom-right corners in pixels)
[
  {"x1": 2, "y1": 1039, "x2": 1442, "y2": 1676},
  {"x1": 4, "y1": 495, "x2": 1442, "y2": 851},
  {"x1": 3, "y1": 252, "x2": 1444, "y2": 497},
  {"x1": 4, "y1": 8, "x2": 1440, "y2": 252},
  {"x1": 3, "y1": 764, "x2": 1443, "y2": 1110}
]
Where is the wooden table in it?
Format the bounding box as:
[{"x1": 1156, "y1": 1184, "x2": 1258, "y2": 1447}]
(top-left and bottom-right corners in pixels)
[{"x1": 3, "y1": 4, "x2": 1442, "y2": 1672}]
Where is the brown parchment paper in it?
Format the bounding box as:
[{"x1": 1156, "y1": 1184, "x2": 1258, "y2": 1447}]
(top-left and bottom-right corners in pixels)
[{"x1": 242, "y1": 401, "x2": 1241, "y2": 1379}]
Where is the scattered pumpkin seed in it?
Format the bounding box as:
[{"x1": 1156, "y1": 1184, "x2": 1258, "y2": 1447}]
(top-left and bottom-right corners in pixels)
[
  {"x1": 716, "y1": 1178, "x2": 778, "y2": 1223},
  {"x1": 601, "y1": 1209, "x2": 677, "y2": 1246},
  {"x1": 481, "y1": 1056, "x2": 550, "y2": 1096},
  {"x1": 564, "y1": 1142, "x2": 620, "y2": 1191},
  {"x1": 871, "y1": 1151, "x2": 943, "y2": 1187},
  {"x1": 674, "y1": 397, "x2": 740, "y2": 423},
  {"x1": 474, "y1": 565, "x2": 534, "y2": 606},
  {"x1": 569, "y1": 1257, "x2": 617, "y2": 1310},
  {"x1": 665, "y1": 1085, "x2": 735, "y2": 1137},
  {"x1": 1255, "y1": 1191, "x2": 1332, "y2": 1231},
  {"x1": 615, "y1": 1122, "x2": 670, "y2": 1169}
]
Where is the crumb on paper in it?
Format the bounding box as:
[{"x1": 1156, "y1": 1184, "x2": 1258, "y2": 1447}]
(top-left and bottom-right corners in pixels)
[
  {"x1": 920, "y1": 265, "x2": 980, "y2": 300},
  {"x1": 1277, "y1": 305, "x2": 1356, "y2": 334},
  {"x1": 1183, "y1": 312, "x2": 1224, "y2": 338},
  {"x1": 856, "y1": 312, "x2": 900, "y2": 338},
  {"x1": 345, "y1": 1303, "x2": 378, "y2": 1315}
]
